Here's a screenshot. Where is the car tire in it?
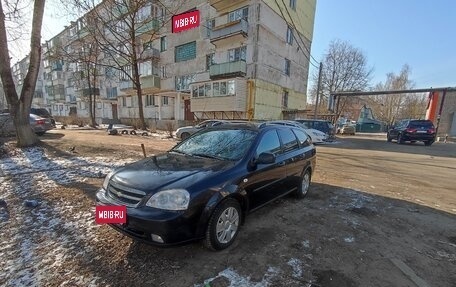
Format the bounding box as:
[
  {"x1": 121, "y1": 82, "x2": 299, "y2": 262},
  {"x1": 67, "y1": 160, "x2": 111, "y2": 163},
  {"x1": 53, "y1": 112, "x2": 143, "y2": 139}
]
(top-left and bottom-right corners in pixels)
[
  {"x1": 424, "y1": 140, "x2": 433, "y2": 146},
  {"x1": 36, "y1": 132, "x2": 45, "y2": 136},
  {"x1": 387, "y1": 134, "x2": 392, "y2": 142},
  {"x1": 295, "y1": 169, "x2": 311, "y2": 198},
  {"x1": 397, "y1": 134, "x2": 404, "y2": 144},
  {"x1": 181, "y1": 132, "x2": 190, "y2": 140},
  {"x1": 204, "y1": 198, "x2": 241, "y2": 251}
]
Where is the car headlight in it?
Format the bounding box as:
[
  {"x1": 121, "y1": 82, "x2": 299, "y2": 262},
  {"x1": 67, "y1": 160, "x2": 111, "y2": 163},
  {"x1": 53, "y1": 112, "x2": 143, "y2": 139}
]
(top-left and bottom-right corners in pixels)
[
  {"x1": 102, "y1": 171, "x2": 115, "y2": 190},
  {"x1": 146, "y1": 189, "x2": 190, "y2": 211}
]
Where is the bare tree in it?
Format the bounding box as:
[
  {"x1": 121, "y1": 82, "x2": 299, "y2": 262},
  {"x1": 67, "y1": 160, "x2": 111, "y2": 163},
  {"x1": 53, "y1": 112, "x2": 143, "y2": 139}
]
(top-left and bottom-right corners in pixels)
[
  {"x1": 68, "y1": 0, "x2": 183, "y2": 130},
  {"x1": 367, "y1": 65, "x2": 422, "y2": 125},
  {"x1": 310, "y1": 39, "x2": 372, "y2": 120},
  {"x1": 0, "y1": 0, "x2": 45, "y2": 147}
]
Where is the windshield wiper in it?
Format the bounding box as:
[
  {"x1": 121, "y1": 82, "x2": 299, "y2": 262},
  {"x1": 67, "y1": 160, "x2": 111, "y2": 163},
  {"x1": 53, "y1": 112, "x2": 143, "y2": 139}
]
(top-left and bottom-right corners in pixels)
[
  {"x1": 190, "y1": 153, "x2": 227, "y2": 161},
  {"x1": 169, "y1": 150, "x2": 189, "y2": 156}
]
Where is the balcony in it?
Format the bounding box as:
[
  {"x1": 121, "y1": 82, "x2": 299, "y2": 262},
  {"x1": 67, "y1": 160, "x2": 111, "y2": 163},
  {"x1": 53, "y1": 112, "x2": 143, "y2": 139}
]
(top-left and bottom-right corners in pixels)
[
  {"x1": 140, "y1": 48, "x2": 160, "y2": 60},
  {"x1": 209, "y1": 0, "x2": 248, "y2": 12},
  {"x1": 210, "y1": 19, "x2": 248, "y2": 46},
  {"x1": 137, "y1": 19, "x2": 160, "y2": 38},
  {"x1": 82, "y1": 88, "x2": 100, "y2": 97},
  {"x1": 209, "y1": 60, "x2": 247, "y2": 79},
  {"x1": 119, "y1": 75, "x2": 160, "y2": 94}
]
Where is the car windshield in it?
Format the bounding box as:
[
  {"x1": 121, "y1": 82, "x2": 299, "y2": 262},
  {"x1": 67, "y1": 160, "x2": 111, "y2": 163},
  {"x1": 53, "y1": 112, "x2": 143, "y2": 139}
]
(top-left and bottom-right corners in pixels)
[{"x1": 172, "y1": 129, "x2": 257, "y2": 161}]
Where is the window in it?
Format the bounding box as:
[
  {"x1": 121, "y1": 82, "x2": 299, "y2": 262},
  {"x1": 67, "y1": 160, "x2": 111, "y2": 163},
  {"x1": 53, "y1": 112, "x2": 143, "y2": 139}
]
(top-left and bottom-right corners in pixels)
[
  {"x1": 106, "y1": 87, "x2": 117, "y2": 99},
  {"x1": 162, "y1": 96, "x2": 169, "y2": 105},
  {"x1": 293, "y1": 129, "x2": 311, "y2": 147},
  {"x1": 97, "y1": 102, "x2": 102, "y2": 109},
  {"x1": 122, "y1": 97, "x2": 126, "y2": 107},
  {"x1": 289, "y1": 0, "x2": 296, "y2": 10},
  {"x1": 206, "y1": 19, "x2": 215, "y2": 37},
  {"x1": 282, "y1": 90, "x2": 289, "y2": 108},
  {"x1": 228, "y1": 6, "x2": 249, "y2": 22},
  {"x1": 137, "y1": 4, "x2": 151, "y2": 21},
  {"x1": 278, "y1": 129, "x2": 299, "y2": 153},
  {"x1": 286, "y1": 26, "x2": 294, "y2": 45},
  {"x1": 160, "y1": 36, "x2": 167, "y2": 52},
  {"x1": 175, "y1": 74, "x2": 195, "y2": 91},
  {"x1": 161, "y1": 65, "x2": 166, "y2": 78},
  {"x1": 206, "y1": 53, "x2": 214, "y2": 70},
  {"x1": 285, "y1": 58, "x2": 290, "y2": 76},
  {"x1": 256, "y1": 130, "x2": 281, "y2": 156},
  {"x1": 139, "y1": 61, "x2": 153, "y2": 76},
  {"x1": 146, "y1": 95, "x2": 155, "y2": 106},
  {"x1": 175, "y1": 41, "x2": 196, "y2": 62},
  {"x1": 228, "y1": 46, "x2": 246, "y2": 62},
  {"x1": 213, "y1": 82, "x2": 220, "y2": 96},
  {"x1": 227, "y1": 80, "x2": 235, "y2": 95}
]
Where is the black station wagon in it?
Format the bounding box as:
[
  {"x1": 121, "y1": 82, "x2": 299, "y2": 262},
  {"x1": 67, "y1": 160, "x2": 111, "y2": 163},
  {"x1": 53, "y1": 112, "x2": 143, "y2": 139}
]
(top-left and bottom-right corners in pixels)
[{"x1": 96, "y1": 123, "x2": 316, "y2": 250}]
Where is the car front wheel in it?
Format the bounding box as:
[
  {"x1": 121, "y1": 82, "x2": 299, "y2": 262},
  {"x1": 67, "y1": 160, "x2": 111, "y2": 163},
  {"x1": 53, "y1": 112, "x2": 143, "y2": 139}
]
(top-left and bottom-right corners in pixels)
[
  {"x1": 204, "y1": 199, "x2": 241, "y2": 251},
  {"x1": 387, "y1": 134, "x2": 392, "y2": 142},
  {"x1": 295, "y1": 169, "x2": 311, "y2": 198},
  {"x1": 397, "y1": 134, "x2": 404, "y2": 144}
]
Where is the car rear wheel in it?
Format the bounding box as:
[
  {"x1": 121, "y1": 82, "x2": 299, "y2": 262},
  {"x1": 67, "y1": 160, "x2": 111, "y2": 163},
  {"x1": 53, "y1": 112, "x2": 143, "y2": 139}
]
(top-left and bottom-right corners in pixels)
[
  {"x1": 204, "y1": 199, "x2": 241, "y2": 251},
  {"x1": 180, "y1": 132, "x2": 190, "y2": 140},
  {"x1": 424, "y1": 140, "x2": 433, "y2": 146},
  {"x1": 36, "y1": 132, "x2": 45, "y2": 136},
  {"x1": 387, "y1": 134, "x2": 392, "y2": 142},
  {"x1": 295, "y1": 169, "x2": 311, "y2": 198},
  {"x1": 397, "y1": 134, "x2": 404, "y2": 144}
]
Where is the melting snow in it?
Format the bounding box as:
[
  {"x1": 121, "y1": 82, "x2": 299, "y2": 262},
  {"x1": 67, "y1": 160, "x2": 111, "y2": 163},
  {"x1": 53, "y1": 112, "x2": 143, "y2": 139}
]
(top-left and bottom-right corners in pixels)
[
  {"x1": 196, "y1": 267, "x2": 281, "y2": 287},
  {"x1": 287, "y1": 258, "x2": 303, "y2": 278},
  {"x1": 0, "y1": 145, "x2": 133, "y2": 285}
]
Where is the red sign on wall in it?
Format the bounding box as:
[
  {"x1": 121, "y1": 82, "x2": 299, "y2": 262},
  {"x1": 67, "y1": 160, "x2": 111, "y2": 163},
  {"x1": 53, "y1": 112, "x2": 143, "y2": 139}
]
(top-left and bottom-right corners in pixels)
[
  {"x1": 95, "y1": 205, "x2": 127, "y2": 224},
  {"x1": 172, "y1": 10, "x2": 200, "y2": 33}
]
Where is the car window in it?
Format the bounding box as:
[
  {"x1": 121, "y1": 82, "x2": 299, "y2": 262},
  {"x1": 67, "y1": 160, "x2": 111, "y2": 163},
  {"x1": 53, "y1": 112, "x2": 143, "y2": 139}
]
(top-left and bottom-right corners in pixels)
[
  {"x1": 409, "y1": 120, "x2": 434, "y2": 128},
  {"x1": 256, "y1": 130, "x2": 281, "y2": 156},
  {"x1": 173, "y1": 129, "x2": 257, "y2": 161},
  {"x1": 292, "y1": 129, "x2": 311, "y2": 147},
  {"x1": 277, "y1": 128, "x2": 299, "y2": 153},
  {"x1": 299, "y1": 121, "x2": 312, "y2": 129}
]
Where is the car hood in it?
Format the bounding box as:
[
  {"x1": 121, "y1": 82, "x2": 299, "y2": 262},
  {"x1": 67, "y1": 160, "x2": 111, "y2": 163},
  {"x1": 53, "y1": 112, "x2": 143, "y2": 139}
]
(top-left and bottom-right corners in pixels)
[{"x1": 110, "y1": 152, "x2": 234, "y2": 193}]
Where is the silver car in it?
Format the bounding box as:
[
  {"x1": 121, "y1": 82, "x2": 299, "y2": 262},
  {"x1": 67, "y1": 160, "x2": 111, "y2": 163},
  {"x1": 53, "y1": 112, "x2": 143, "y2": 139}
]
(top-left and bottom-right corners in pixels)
[
  {"x1": 0, "y1": 113, "x2": 54, "y2": 136},
  {"x1": 175, "y1": 120, "x2": 227, "y2": 140}
]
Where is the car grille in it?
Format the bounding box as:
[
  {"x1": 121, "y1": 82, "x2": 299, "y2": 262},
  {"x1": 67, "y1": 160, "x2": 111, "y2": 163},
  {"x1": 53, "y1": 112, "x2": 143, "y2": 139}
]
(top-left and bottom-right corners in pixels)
[{"x1": 107, "y1": 181, "x2": 146, "y2": 206}]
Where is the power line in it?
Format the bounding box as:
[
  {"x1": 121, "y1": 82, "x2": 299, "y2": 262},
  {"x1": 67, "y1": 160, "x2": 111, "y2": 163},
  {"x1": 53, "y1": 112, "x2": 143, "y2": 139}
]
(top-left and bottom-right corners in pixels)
[
  {"x1": 273, "y1": 0, "x2": 319, "y2": 69},
  {"x1": 280, "y1": 0, "x2": 319, "y2": 65}
]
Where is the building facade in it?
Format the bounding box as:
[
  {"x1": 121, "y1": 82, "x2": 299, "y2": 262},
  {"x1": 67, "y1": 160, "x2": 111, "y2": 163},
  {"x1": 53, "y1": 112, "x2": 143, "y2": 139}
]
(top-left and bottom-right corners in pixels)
[{"x1": 11, "y1": 0, "x2": 316, "y2": 124}]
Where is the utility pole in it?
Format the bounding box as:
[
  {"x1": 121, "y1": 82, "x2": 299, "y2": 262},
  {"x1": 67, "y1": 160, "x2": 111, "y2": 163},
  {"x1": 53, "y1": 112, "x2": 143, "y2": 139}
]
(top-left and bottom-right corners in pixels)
[{"x1": 314, "y1": 62, "x2": 323, "y2": 120}]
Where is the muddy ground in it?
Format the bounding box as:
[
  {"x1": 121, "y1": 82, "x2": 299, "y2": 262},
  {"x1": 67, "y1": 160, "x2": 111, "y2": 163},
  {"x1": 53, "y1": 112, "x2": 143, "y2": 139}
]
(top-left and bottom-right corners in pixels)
[{"x1": 1, "y1": 130, "x2": 455, "y2": 286}]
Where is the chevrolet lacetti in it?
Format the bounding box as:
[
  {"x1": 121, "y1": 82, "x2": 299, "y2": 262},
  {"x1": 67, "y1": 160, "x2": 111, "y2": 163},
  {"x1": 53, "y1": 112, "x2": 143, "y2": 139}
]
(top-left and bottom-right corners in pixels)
[{"x1": 96, "y1": 123, "x2": 316, "y2": 250}]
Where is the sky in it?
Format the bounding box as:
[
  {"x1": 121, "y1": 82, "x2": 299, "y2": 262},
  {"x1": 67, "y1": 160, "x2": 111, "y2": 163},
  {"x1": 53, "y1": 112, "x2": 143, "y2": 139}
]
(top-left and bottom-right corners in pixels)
[
  {"x1": 9, "y1": 0, "x2": 456, "y2": 90},
  {"x1": 308, "y1": 0, "x2": 456, "y2": 89}
]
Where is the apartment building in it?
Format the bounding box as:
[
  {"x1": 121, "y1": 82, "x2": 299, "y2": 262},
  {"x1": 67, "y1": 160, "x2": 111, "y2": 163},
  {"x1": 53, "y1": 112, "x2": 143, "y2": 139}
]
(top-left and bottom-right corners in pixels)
[{"x1": 11, "y1": 0, "x2": 316, "y2": 123}]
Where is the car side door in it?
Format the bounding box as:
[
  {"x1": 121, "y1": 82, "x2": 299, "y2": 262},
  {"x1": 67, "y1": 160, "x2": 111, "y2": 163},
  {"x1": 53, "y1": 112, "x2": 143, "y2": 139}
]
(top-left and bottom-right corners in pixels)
[{"x1": 244, "y1": 129, "x2": 288, "y2": 211}]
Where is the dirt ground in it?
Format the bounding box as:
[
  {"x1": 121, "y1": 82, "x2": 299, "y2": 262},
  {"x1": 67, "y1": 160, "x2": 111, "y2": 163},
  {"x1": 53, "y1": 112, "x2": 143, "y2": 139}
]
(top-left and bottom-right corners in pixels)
[{"x1": 1, "y1": 129, "x2": 455, "y2": 286}]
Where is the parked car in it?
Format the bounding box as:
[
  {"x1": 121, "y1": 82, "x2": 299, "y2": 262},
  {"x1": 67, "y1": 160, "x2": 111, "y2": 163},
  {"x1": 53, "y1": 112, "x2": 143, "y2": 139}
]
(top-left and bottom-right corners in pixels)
[
  {"x1": 265, "y1": 120, "x2": 329, "y2": 143},
  {"x1": 295, "y1": 119, "x2": 335, "y2": 139},
  {"x1": 0, "y1": 113, "x2": 54, "y2": 136},
  {"x1": 96, "y1": 123, "x2": 316, "y2": 250},
  {"x1": 30, "y1": 108, "x2": 56, "y2": 126},
  {"x1": 175, "y1": 120, "x2": 225, "y2": 140},
  {"x1": 175, "y1": 120, "x2": 247, "y2": 140},
  {"x1": 387, "y1": 119, "x2": 435, "y2": 146},
  {"x1": 339, "y1": 124, "x2": 356, "y2": 135}
]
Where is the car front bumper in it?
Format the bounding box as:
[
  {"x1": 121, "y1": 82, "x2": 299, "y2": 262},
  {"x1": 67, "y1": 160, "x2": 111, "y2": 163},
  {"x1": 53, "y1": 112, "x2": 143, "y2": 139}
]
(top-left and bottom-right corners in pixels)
[{"x1": 96, "y1": 188, "x2": 201, "y2": 246}]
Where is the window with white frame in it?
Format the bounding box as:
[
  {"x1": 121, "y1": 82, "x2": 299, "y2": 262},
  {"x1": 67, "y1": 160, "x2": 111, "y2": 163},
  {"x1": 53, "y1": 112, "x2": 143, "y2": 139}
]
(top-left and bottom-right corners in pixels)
[
  {"x1": 228, "y1": 6, "x2": 248, "y2": 22},
  {"x1": 175, "y1": 74, "x2": 196, "y2": 91},
  {"x1": 289, "y1": 0, "x2": 296, "y2": 10},
  {"x1": 146, "y1": 95, "x2": 155, "y2": 106},
  {"x1": 228, "y1": 46, "x2": 246, "y2": 62},
  {"x1": 162, "y1": 96, "x2": 169, "y2": 105},
  {"x1": 191, "y1": 80, "x2": 236, "y2": 98},
  {"x1": 160, "y1": 36, "x2": 167, "y2": 52},
  {"x1": 286, "y1": 25, "x2": 294, "y2": 44}
]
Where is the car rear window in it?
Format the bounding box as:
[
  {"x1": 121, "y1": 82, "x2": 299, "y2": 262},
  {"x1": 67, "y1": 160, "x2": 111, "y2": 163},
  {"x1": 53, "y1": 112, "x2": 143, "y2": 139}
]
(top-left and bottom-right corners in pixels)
[{"x1": 409, "y1": 121, "x2": 434, "y2": 128}]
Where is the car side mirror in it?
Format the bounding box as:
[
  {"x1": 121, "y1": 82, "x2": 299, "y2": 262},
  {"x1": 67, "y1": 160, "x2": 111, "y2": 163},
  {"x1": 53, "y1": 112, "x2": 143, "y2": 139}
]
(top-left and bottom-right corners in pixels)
[{"x1": 256, "y1": 152, "x2": 276, "y2": 165}]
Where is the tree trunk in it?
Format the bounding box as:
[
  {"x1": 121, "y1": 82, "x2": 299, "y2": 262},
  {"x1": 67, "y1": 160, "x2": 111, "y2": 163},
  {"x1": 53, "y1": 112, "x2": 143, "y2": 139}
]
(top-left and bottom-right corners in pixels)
[{"x1": 0, "y1": 1, "x2": 45, "y2": 147}]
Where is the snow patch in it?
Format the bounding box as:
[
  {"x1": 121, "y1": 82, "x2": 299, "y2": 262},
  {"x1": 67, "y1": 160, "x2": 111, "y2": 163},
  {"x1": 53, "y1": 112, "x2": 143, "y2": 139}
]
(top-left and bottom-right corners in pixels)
[{"x1": 287, "y1": 258, "x2": 303, "y2": 278}]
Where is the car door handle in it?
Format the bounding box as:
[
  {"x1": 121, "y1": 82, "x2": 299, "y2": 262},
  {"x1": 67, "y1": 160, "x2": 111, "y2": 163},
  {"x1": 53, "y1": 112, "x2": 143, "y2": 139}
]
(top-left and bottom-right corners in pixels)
[{"x1": 278, "y1": 161, "x2": 286, "y2": 166}]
